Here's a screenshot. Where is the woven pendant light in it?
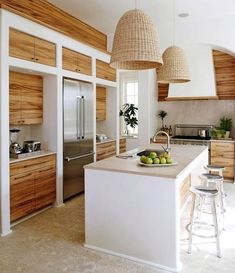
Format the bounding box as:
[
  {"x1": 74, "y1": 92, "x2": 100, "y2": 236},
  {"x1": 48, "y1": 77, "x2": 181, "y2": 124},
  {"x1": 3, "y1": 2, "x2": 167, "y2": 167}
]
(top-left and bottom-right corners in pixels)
[
  {"x1": 110, "y1": 9, "x2": 163, "y2": 70},
  {"x1": 157, "y1": 46, "x2": 190, "y2": 83},
  {"x1": 157, "y1": 0, "x2": 190, "y2": 83}
]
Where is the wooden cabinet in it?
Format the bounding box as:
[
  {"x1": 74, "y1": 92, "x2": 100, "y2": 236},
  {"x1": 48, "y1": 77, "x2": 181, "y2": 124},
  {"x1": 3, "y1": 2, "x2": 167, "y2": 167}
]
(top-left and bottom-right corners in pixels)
[
  {"x1": 9, "y1": 28, "x2": 56, "y2": 67},
  {"x1": 213, "y1": 50, "x2": 235, "y2": 100},
  {"x1": 180, "y1": 175, "x2": 191, "y2": 208},
  {"x1": 62, "y1": 47, "x2": 92, "y2": 75},
  {"x1": 158, "y1": 83, "x2": 169, "y2": 101},
  {"x1": 119, "y1": 138, "x2": 126, "y2": 153},
  {"x1": 10, "y1": 154, "x2": 56, "y2": 222},
  {"x1": 96, "y1": 141, "x2": 116, "y2": 161},
  {"x1": 96, "y1": 86, "x2": 106, "y2": 120},
  {"x1": 96, "y1": 59, "x2": 116, "y2": 82},
  {"x1": 9, "y1": 71, "x2": 43, "y2": 125},
  {"x1": 210, "y1": 141, "x2": 235, "y2": 181}
]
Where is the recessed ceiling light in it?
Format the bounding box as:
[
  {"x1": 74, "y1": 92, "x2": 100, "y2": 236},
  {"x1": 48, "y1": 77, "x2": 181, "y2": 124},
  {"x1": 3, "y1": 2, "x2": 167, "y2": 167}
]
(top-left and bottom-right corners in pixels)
[{"x1": 178, "y1": 13, "x2": 189, "y2": 18}]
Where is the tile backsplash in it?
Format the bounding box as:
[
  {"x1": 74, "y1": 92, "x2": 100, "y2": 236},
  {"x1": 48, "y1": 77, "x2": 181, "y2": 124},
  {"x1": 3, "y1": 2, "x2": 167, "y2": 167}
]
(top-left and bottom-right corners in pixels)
[{"x1": 158, "y1": 100, "x2": 235, "y2": 138}]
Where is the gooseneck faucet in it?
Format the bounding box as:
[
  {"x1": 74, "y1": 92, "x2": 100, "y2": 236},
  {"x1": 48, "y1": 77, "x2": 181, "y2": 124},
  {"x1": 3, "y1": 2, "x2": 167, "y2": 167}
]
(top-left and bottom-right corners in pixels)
[{"x1": 152, "y1": 130, "x2": 171, "y2": 153}]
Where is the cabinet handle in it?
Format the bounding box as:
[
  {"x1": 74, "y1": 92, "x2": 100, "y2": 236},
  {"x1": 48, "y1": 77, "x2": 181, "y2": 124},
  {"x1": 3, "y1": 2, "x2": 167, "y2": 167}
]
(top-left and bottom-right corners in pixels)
[
  {"x1": 31, "y1": 57, "x2": 34, "y2": 60},
  {"x1": 35, "y1": 58, "x2": 39, "y2": 61},
  {"x1": 13, "y1": 173, "x2": 32, "y2": 180}
]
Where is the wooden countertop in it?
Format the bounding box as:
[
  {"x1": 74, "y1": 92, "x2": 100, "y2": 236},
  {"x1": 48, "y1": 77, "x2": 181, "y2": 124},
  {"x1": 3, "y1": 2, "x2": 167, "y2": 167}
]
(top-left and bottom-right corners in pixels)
[{"x1": 85, "y1": 144, "x2": 208, "y2": 179}]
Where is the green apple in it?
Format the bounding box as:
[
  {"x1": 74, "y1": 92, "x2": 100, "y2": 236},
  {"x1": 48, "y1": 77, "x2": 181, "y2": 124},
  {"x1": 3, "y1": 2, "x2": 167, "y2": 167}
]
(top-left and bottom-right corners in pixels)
[
  {"x1": 149, "y1": 152, "x2": 157, "y2": 159},
  {"x1": 166, "y1": 157, "x2": 173, "y2": 164},
  {"x1": 160, "y1": 157, "x2": 167, "y2": 164},
  {"x1": 145, "y1": 157, "x2": 153, "y2": 164},
  {"x1": 140, "y1": 155, "x2": 147, "y2": 163},
  {"x1": 153, "y1": 157, "x2": 160, "y2": 164}
]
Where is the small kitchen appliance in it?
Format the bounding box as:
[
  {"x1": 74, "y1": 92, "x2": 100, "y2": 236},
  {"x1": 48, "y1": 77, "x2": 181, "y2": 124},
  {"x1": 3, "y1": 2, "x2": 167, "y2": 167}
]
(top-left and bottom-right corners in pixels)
[
  {"x1": 23, "y1": 140, "x2": 41, "y2": 153},
  {"x1": 9, "y1": 129, "x2": 22, "y2": 155}
]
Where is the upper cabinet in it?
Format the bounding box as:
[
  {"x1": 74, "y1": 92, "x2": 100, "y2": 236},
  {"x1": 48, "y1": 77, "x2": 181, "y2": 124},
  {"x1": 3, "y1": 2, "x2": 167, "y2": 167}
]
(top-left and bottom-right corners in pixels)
[
  {"x1": 62, "y1": 47, "x2": 92, "y2": 75},
  {"x1": 213, "y1": 50, "x2": 235, "y2": 100},
  {"x1": 96, "y1": 60, "x2": 116, "y2": 82},
  {"x1": 9, "y1": 71, "x2": 43, "y2": 125},
  {"x1": 9, "y1": 28, "x2": 56, "y2": 67},
  {"x1": 96, "y1": 86, "x2": 106, "y2": 120}
]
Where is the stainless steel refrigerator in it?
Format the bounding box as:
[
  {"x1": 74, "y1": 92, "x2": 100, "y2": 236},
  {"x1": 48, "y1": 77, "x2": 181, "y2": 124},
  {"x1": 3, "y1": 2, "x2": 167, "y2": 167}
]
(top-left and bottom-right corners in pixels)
[{"x1": 63, "y1": 78, "x2": 94, "y2": 200}]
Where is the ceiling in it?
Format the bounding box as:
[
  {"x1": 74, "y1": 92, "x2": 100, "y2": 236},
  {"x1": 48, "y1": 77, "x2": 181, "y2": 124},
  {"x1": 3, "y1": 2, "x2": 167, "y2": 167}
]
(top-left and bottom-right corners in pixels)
[{"x1": 47, "y1": 0, "x2": 235, "y2": 35}]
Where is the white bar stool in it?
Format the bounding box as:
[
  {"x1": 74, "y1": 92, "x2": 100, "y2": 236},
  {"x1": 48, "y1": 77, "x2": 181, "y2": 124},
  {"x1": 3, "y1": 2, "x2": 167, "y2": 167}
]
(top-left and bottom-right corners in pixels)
[{"x1": 187, "y1": 186, "x2": 222, "y2": 258}]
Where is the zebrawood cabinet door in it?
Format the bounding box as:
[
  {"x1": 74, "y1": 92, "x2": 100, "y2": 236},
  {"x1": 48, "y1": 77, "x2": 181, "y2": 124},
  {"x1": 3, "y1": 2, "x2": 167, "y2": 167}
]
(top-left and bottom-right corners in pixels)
[
  {"x1": 9, "y1": 28, "x2": 56, "y2": 67},
  {"x1": 9, "y1": 28, "x2": 35, "y2": 62},
  {"x1": 35, "y1": 166, "x2": 56, "y2": 210},
  {"x1": 10, "y1": 172, "x2": 35, "y2": 222},
  {"x1": 96, "y1": 141, "x2": 116, "y2": 161},
  {"x1": 96, "y1": 86, "x2": 106, "y2": 120},
  {"x1": 10, "y1": 154, "x2": 56, "y2": 222},
  {"x1": 210, "y1": 141, "x2": 235, "y2": 181},
  {"x1": 62, "y1": 47, "x2": 92, "y2": 75},
  {"x1": 34, "y1": 37, "x2": 56, "y2": 67},
  {"x1": 96, "y1": 59, "x2": 116, "y2": 82},
  {"x1": 9, "y1": 71, "x2": 43, "y2": 125},
  {"x1": 119, "y1": 138, "x2": 126, "y2": 153}
]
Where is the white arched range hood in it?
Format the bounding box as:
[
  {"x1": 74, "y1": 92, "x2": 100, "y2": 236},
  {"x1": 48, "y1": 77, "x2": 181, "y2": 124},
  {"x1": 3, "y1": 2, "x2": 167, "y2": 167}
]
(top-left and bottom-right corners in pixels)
[{"x1": 165, "y1": 45, "x2": 218, "y2": 100}]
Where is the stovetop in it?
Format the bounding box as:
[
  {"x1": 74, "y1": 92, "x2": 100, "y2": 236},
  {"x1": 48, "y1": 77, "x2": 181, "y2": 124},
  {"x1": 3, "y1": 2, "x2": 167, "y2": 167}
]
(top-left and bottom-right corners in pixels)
[{"x1": 171, "y1": 135, "x2": 211, "y2": 141}]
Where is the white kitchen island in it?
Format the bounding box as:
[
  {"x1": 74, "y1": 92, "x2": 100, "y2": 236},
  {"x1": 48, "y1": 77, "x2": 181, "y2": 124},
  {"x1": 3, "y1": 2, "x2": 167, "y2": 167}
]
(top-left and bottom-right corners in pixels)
[{"x1": 84, "y1": 144, "x2": 208, "y2": 273}]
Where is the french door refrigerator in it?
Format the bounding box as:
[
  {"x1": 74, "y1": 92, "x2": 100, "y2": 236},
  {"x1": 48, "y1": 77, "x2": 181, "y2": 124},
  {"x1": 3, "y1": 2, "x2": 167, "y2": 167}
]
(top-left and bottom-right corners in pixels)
[{"x1": 63, "y1": 78, "x2": 94, "y2": 200}]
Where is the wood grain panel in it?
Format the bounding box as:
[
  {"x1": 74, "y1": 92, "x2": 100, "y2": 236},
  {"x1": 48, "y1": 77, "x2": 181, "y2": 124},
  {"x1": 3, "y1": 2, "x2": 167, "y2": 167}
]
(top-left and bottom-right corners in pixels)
[
  {"x1": 210, "y1": 142, "x2": 235, "y2": 159},
  {"x1": 96, "y1": 141, "x2": 116, "y2": 161},
  {"x1": 211, "y1": 157, "x2": 234, "y2": 180},
  {"x1": 62, "y1": 47, "x2": 92, "y2": 75},
  {"x1": 96, "y1": 60, "x2": 116, "y2": 82},
  {"x1": 213, "y1": 50, "x2": 235, "y2": 99},
  {"x1": 158, "y1": 83, "x2": 169, "y2": 101},
  {"x1": 35, "y1": 166, "x2": 56, "y2": 210},
  {"x1": 34, "y1": 37, "x2": 56, "y2": 66},
  {"x1": 119, "y1": 138, "x2": 126, "y2": 153},
  {"x1": 96, "y1": 86, "x2": 106, "y2": 120},
  {"x1": 10, "y1": 172, "x2": 35, "y2": 221},
  {"x1": 9, "y1": 28, "x2": 35, "y2": 62},
  {"x1": 10, "y1": 154, "x2": 56, "y2": 176},
  {"x1": 0, "y1": 0, "x2": 107, "y2": 51},
  {"x1": 9, "y1": 71, "x2": 43, "y2": 125},
  {"x1": 180, "y1": 175, "x2": 191, "y2": 207}
]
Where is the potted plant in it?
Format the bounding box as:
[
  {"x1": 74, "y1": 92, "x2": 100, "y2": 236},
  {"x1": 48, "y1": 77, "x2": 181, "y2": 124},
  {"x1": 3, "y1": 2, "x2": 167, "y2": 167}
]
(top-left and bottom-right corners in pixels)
[
  {"x1": 158, "y1": 110, "x2": 167, "y2": 130},
  {"x1": 119, "y1": 103, "x2": 138, "y2": 136},
  {"x1": 219, "y1": 116, "x2": 232, "y2": 138}
]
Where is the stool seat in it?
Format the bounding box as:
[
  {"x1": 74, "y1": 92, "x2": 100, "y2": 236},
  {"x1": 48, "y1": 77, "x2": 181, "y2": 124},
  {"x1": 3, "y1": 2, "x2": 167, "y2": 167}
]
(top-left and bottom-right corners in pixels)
[
  {"x1": 201, "y1": 173, "x2": 223, "y2": 181},
  {"x1": 190, "y1": 186, "x2": 218, "y2": 196},
  {"x1": 206, "y1": 165, "x2": 225, "y2": 171}
]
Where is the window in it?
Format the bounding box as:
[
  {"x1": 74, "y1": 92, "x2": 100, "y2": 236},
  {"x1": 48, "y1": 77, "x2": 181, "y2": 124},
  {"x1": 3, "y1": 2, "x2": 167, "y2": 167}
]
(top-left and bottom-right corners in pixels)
[{"x1": 120, "y1": 72, "x2": 138, "y2": 136}]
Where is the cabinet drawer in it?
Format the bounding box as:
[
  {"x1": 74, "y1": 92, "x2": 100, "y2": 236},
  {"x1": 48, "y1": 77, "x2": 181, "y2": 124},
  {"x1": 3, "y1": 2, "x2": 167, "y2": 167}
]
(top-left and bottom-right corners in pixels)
[
  {"x1": 96, "y1": 59, "x2": 116, "y2": 82},
  {"x1": 96, "y1": 141, "x2": 116, "y2": 161},
  {"x1": 10, "y1": 154, "x2": 56, "y2": 177},
  {"x1": 211, "y1": 142, "x2": 235, "y2": 158}
]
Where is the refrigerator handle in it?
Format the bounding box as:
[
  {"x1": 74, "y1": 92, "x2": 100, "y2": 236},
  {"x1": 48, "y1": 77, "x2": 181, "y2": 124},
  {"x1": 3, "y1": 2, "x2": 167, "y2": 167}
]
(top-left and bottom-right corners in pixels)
[
  {"x1": 76, "y1": 96, "x2": 82, "y2": 140},
  {"x1": 64, "y1": 151, "x2": 95, "y2": 162},
  {"x1": 81, "y1": 96, "x2": 85, "y2": 139}
]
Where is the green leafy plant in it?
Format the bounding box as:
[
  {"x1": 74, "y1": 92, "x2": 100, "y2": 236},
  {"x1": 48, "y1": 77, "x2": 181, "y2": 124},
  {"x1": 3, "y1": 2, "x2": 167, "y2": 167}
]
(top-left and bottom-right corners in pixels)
[
  {"x1": 219, "y1": 116, "x2": 232, "y2": 132},
  {"x1": 120, "y1": 103, "x2": 138, "y2": 135},
  {"x1": 158, "y1": 110, "x2": 167, "y2": 129}
]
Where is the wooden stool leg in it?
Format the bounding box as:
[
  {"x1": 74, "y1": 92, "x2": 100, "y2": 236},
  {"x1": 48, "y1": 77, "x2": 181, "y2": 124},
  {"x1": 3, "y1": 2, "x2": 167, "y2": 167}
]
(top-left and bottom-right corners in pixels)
[{"x1": 188, "y1": 193, "x2": 196, "y2": 254}]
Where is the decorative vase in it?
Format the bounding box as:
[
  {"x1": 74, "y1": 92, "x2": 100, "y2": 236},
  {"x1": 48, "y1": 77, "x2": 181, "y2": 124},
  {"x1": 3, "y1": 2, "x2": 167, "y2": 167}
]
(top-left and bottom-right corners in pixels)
[{"x1": 225, "y1": 131, "x2": 230, "y2": 138}]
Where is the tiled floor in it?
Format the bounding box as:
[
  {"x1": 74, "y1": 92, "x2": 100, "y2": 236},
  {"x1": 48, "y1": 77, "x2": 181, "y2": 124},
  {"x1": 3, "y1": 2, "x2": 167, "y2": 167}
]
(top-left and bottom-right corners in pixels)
[{"x1": 0, "y1": 183, "x2": 234, "y2": 273}]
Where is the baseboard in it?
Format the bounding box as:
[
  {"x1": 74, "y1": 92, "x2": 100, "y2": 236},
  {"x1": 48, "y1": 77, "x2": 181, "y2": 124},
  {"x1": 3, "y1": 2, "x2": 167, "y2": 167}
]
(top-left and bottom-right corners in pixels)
[
  {"x1": 1, "y1": 229, "x2": 12, "y2": 237},
  {"x1": 84, "y1": 243, "x2": 181, "y2": 273}
]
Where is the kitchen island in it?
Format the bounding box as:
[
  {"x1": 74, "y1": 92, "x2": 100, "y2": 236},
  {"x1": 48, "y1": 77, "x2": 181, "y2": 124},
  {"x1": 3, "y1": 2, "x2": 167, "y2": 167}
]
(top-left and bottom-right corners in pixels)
[{"x1": 84, "y1": 144, "x2": 208, "y2": 272}]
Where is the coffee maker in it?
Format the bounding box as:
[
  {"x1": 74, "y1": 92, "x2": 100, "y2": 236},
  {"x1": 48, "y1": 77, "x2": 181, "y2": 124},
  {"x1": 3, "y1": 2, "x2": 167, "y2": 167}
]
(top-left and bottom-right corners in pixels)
[{"x1": 9, "y1": 129, "x2": 22, "y2": 156}]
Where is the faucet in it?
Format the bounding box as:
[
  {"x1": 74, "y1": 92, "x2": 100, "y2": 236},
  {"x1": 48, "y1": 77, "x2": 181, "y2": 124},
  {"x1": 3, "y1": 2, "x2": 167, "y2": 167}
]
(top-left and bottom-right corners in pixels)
[{"x1": 152, "y1": 130, "x2": 171, "y2": 153}]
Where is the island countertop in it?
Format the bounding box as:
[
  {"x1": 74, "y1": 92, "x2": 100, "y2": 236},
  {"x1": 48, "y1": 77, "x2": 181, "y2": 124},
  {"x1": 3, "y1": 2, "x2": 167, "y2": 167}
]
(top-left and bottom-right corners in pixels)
[{"x1": 85, "y1": 144, "x2": 208, "y2": 179}]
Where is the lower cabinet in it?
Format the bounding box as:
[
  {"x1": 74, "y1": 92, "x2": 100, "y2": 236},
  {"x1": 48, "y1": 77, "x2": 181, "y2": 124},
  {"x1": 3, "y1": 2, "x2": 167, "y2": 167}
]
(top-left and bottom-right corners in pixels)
[
  {"x1": 96, "y1": 141, "x2": 116, "y2": 161},
  {"x1": 10, "y1": 154, "x2": 56, "y2": 222},
  {"x1": 119, "y1": 138, "x2": 126, "y2": 153},
  {"x1": 210, "y1": 141, "x2": 235, "y2": 181},
  {"x1": 180, "y1": 175, "x2": 191, "y2": 208}
]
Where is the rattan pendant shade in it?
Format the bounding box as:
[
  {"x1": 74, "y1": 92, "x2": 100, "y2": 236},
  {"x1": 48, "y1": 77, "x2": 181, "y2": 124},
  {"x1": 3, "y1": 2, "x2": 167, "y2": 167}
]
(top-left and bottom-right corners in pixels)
[
  {"x1": 157, "y1": 46, "x2": 190, "y2": 83},
  {"x1": 110, "y1": 9, "x2": 163, "y2": 70}
]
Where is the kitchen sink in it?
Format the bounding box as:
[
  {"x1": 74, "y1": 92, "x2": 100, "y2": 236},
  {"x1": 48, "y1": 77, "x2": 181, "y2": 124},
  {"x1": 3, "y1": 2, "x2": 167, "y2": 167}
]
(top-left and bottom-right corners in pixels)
[{"x1": 136, "y1": 149, "x2": 165, "y2": 157}]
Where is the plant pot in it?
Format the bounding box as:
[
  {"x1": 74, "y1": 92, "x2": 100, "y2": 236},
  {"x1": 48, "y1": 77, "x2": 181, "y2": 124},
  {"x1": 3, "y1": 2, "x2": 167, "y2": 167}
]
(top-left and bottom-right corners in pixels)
[{"x1": 225, "y1": 131, "x2": 230, "y2": 138}]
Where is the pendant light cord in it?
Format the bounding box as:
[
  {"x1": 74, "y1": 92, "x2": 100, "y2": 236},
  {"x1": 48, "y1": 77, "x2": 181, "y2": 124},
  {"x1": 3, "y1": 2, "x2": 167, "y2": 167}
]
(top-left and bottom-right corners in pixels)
[{"x1": 173, "y1": 0, "x2": 175, "y2": 45}]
